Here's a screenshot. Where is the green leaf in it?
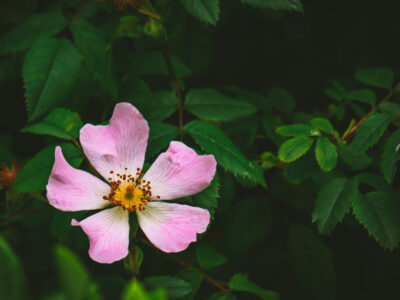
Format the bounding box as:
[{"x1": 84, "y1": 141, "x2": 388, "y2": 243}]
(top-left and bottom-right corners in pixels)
[
  {"x1": 22, "y1": 108, "x2": 83, "y2": 140},
  {"x1": 12, "y1": 143, "x2": 83, "y2": 192},
  {"x1": 310, "y1": 118, "x2": 334, "y2": 134},
  {"x1": 337, "y1": 143, "x2": 373, "y2": 170},
  {"x1": 115, "y1": 16, "x2": 143, "y2": 39},
  {"x1": 54, "y1": 245, "x2": 91, "y2": 300},
  {"x1": 276, "y1": 124, "x2": 316, "y2": 137},
  {"x1": 185, "y1": 121, "x2": 266, "y2": 186},
  {"x1": 0, "y1": 13, "x2": 67, "y2": 54},
  {"x1": 23, "y1": 38, "x2": 81, "y2": 121},
  {"x1": 192, "y1": 173, "x2": 219, "y2": 218},
  {"x1": 379, "y1": 101, "x2": 400, "y2": 118},
  {"x1": 315, "y1": 137, "x2": 337, "y2": 171},
  {"x1": 130, "y1": 91, "x2": 178, "y2": 121},
  {"x1": 312, "y1": 178, "x2": 358, "y2": 234},
  {"x1": 134, "y1": 246, "x2": 144, "y2": 276},
  {"x1": 381, "y1": 129, "x2": 400, "y2": 183},
  {"x1": 355, "y1": 173, "x2": 393, "y2": 192},
  {"x1": 180, "y1": 0, "x2": 220, "y2": 25},
  {"x1": 351, "y1": 113, "x2": 392, "y2": 154},
  {"x1": 223, "y1": 116, "x2": 259, "y2": 152},
  {"x1": 147, "y1": 122, "x2": 179, "y2": 158},
  {"x1": 123, "y1": 280, "x2": 167, "y2": 300},
  {"x1": 354, "y1": 67, "x2": 394, "y2": 89},
  {"x1": 185, "y1": 88, "x2": 257, "y2": 121},
  {"x1": 196, "y1": 244, "x2": 226, "y2": 269},
  {"x1": 176, "y1": 269, "x2": 203, "y2": 300},
  {"x1": 229, "y1": 274, "x2": 280, "y2": 300},
  {"x1": 344, "y1": 89, "x2": 376, "y2": 105},
  {"x1": 208, "y1": 292, "x2": 236, "y2": 300},
  {"x1": 267, "y1": 87, "x2": 295, "y2": 113},
  {"x1": 0, "y1": 235, "x2": 25, "y2": 300},
  {"x1": 352, "y1": 191, "x2": 400, "y2": 250},
  {"x1": 241, "y1": 0, "x2": 303, "y2": 12},
  {"x1": 71, "y1": 20, "x2": 117, "y2": 96},
  {"x1": 143, "y1": 276, "x2": 191, "y2": 299},
  {"x1": 288, "y1": 225, "x2": 335, "y2": 300},
  {"x1": 278, "y1": 135, "x2": 314, "y2": 163}
]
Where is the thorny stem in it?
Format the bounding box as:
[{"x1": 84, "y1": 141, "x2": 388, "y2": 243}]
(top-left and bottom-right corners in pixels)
[
  {"x1": 341, "y1": 89, "x2": 393, "y2": 142},
  {"x1": 166, "y1": 253, "x2": 230, "y2": 293},
  {"x1": 129, "y1": 248, "x2": 137, "y2": 281}
]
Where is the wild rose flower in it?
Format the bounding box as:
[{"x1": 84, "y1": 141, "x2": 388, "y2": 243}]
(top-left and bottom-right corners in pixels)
[{"x1": 46, "y1": 103, "x2": 216, "y2": 263}]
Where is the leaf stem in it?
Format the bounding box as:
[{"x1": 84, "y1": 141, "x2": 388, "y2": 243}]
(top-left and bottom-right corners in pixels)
[{"x1": 129, "y1": 247, "x2": 137, "y2": 281}]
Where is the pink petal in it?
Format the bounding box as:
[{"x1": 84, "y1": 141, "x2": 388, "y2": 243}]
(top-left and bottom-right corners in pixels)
[
  {"x1": 138, "y1": 202, "x2": 210, "y2": 253},
  {"x1": 143, "y1": 141, "x2": 217, "y2": 200},
  {"x1": 72, "y1": 207, "x2": 130, "y2": 264},
  {"x1": 79, "y1": 102, "x2": 149, "y2": 179},
  {"x1": 46, "y1": 146, "x2": 110, "y2": 211}
]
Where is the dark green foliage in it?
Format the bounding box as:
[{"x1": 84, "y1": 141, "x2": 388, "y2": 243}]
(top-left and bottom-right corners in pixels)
[
  {"x1": 196, "y1": 244, "x2": 227, "y2": 269},
  {"x1": 355, "y1": 67, "x2": 394, "y2": 89},
  {"x1": 381, "y1": 129, "x2": 400, "y2": 183},
  {"x1": 143, "y1": 276, "x2": 191, "y2": 298},
  {"x1": 180, "y1": 0, "x2": 220, "y2": 25},
  {"x1": 344, "y1": 89, "x2": 376, "y2": 105},
  {"x1": 241, "y1": 0, "x2": 303, "y2": 12},
  {"x1": 147, "y1": 122, "x2": 179, "y2": 158},
  {"x1": 229, "y1": 274, "x2": 280, "y2": 300}
]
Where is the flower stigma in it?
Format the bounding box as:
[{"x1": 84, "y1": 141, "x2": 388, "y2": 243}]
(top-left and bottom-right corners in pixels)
[{"x1": 103, "y1": 167, "x2": 160, "y2": 212}]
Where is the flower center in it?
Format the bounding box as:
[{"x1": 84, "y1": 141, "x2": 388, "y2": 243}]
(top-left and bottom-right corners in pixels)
[{"x1": 102, "y1": 168, "x2": 159, "y2": 212}]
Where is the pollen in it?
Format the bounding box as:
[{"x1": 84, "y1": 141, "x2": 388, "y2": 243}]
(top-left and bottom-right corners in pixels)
[{"x1": 102, "y1": 168, "x2": 155, "y2": 212}]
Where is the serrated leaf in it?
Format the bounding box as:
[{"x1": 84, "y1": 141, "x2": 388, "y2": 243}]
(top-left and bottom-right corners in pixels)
[
  {"x1": 381, "y1": 129, "x2": 400, "y2": 183},
  {"x1": 310, "y1": 118, "x2": 334, "y2": 134},
  {"x1": 288, "y1": 225, "x2": 335, "y2": 300},
  {"x1": 176, "y1": 269, "x2": 203, "y2": 300},
  {"x1": 180, "y1": 0, "x2": 220, "y2": 25},
  {"x1": 12, "y1": 143, "x2": 83, "y2": 192},
  {"x1": 130, "y1": 91, "x2": 179, "y2": 121},
  {"x1": 276, "y1": 124, "x2": 316, "y2": 137},
  {"x1": 22, "y1": 108, "x2": 83, "y2": 140},
  {"x1": 185, "y1": 121, "x2": 266, "y2": 186},
  {"x1": 315, "y1": 137, "x2": 337, "y2": 171},
  {"x1": 278, "y1": 135, "x2": 314, "y2": 163},
  {"x1": 241, "y1": 0, "x2": 303, "y2": 12},
  {"x1": 23, "y1": 38, "x2": 81, "y2": 121},
  {"x1": 196, "y1": 244, "x2": 226, "y2": 269},
  {"x1": 71, "y1": 20, "x2": 117, "y2": 96},
  {"x1": 354, "y1": 67, "x2": 394, "y2": 89},
  {"x1": 344, "y1": 89, "x2": 376, "y2": 105},
  {"x1": 147, "y1": 122, "x2": 179, "y2": 158},
  {"x1": 143, "y1": 276, "x2": 191, "y2": 299},
  {"x1": 352, "y1": 191, "x2": 400, "y2": 250},
  {"x1": 229, "y1": 274, "x2": 279, "y2": 300},
  {"x1": 351, "y1": 113, "x2": 392, "y2": 154},
  {"x1": 267, "y1": 87, "x2": 295, "y2": 113},
  {"x1": 0, "y1": 235, "x2": 25, "y2": 300},
  {"x1": 185, "y1": 88, "x2": 257, "y2": 121},
  {"x1": 312, "y1": 178, "x2": 358, "y2": 234},
  {"x1": 0, "y1": 13, "x2": 67, "y2": 54}
]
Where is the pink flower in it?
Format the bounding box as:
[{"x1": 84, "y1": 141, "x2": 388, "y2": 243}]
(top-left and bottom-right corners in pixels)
[{"x1": 46, "y1": 103, "x2": 217, "y2": 263}]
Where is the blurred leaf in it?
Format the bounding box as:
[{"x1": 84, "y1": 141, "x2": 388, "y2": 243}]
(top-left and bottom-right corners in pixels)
[
  {"x1": 177, "y1": 269, "x2": 203, "y2": 300},
  {"x1": 193, "y1": 173, "x2": 219, "y2": 218},
  {"x1": 278, "y1": 135, "x2": 314, "y2": 163},
  {"x1": 276, "y1": 124, "x2": 316, "y2": 137},
  {"x1": 354, "y1": 67, "x2": 394, "y2": 89},
  {"x1": 381, "y1": 129, "x2": 400, "y2": 183},
  {"x1": 227, "y1": 197, "x2": 271, "y2": 252},
  {"x1": 185, "y1": 88, "x2": 257, "y2": 121},
  {"x1": 71, "y1": 20, "x2": 117, "y2": 97},
  {"x1": 312, "y1": 178, "x2": 358, "y2": 234},
  {"x1": 130, "y1": 91, "x2": 178, "y2": 121},
  {"x1": 288, "y1": 225, "x2": 335, "y2": 300},
  {"x1": 351, "y1": 113, "x2": 392, "y2": 154},
  {"x1": 267, "y1": 87, "x2": 295, "y2": 113},
  {"x1": 352, "y1": 191, "x2": 400, "y2": 250},
  {"x1": 225, "y1": 86, "x2": 272, "y2": 113},
  {"x1": 196, "y1": 244, "x2": 226, "y2": 269},
  {"x1": 0, "y1": 235, "x2": 25, "y2": 300},
  {"x1": 185, "y1": 121, "x2": 266, "y2": 187},
  {"x1": 337, "y1": 143, "x2": 373, "y2": 170},
  {"x1": 147, "y1": 122, "x2": 179, "y2": 158},
  {"x1": 23, "y1": 38, "x2": 81, "y2": 121},
  {"x1": 129, "y1": 51, "x2": 191, "y2": 78},
  {"x1": 115, "y1": 16, "x2": 143, "y2": 39},
  {"x1": 208, "y1": 292, "x2": 236, "y2": 300},
  {"x1": 12, "y1": 143, "x2": 83, "y2": 192},
  {"x1": 134, "y1": 246, "x2": 144, "y2": 276},
  {"x1": 180, "y1": 0, "x2": 220, "y2": 25},
  {"x1": 224, "y1": 116, "x2": 259, "y2": 152},
  {"x1": 379, "y1": 101, "x2": 400, "y2": 118},
  {"x1": 355, "y1": 173, "x2": 393, "y2": 192},
  {"x1": 229, "y1": 274, "x2": 279, "y2": 300},
  {"x1": 344, "y1": 89, "x2": 376, "y2": 105},
  {"x1": 22, "y1": 108, "x2": 83, "y2": 140},
  {"x1": 54, "y1": 246, "x2": 91, "y2": 300},
  {"x1": 315, "y1": 137, "x2": 337, "y2": 171},
  {"x1": 310, "y1": 118, "x2": 334, "y2": 134},
  {"x1": 123, "y1": 280, "x2": 167, "y2": 300},
  {"x1": 241, "y1": 0, "x2": 303, "y2": 12},
  {"x1": 262, "y1": 115, "x2": 284, "y2": 145},
  {"x1": 143, "y1": 276, "x2": 191, "y2": 299},
  {"x1": 261, "y1": 152, "x2": 280, "y2": 170},
  {"x1": 0, "y1": 13, "x2": 66, "y2": 54}
]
